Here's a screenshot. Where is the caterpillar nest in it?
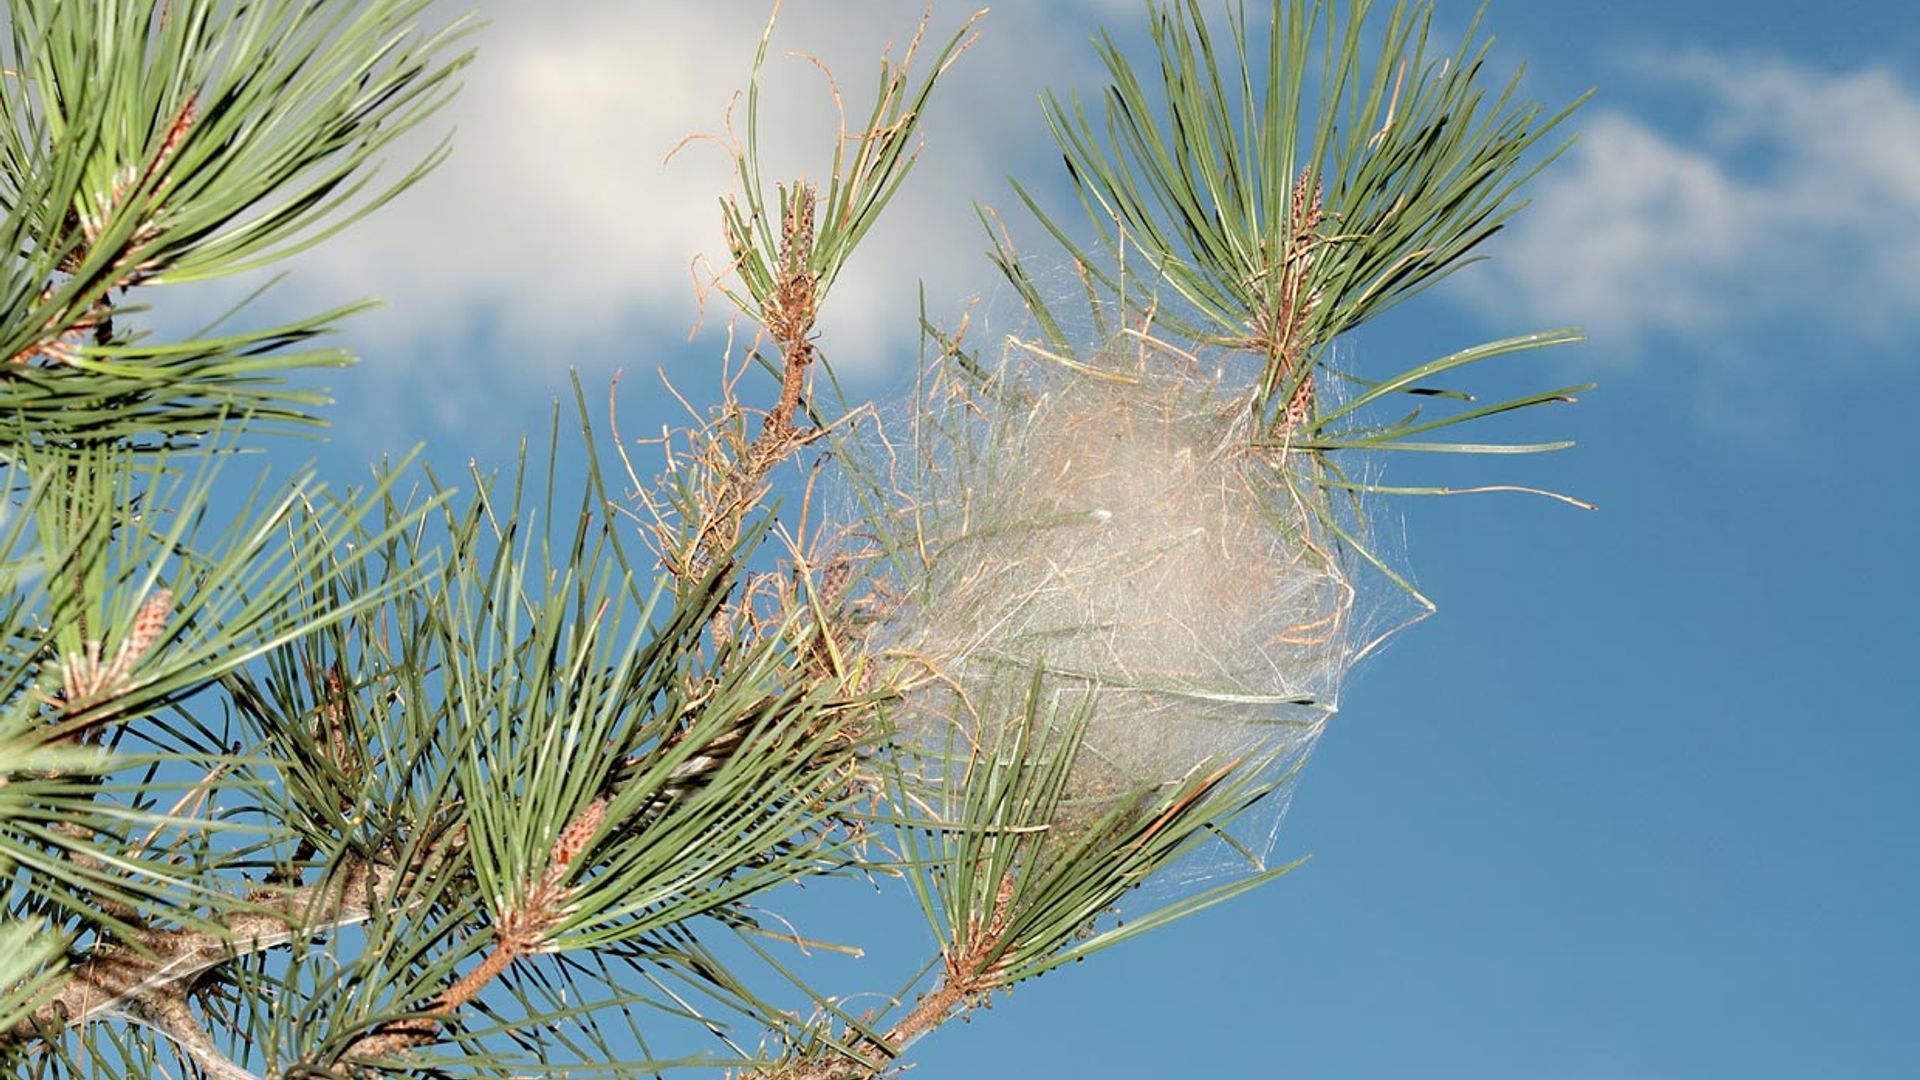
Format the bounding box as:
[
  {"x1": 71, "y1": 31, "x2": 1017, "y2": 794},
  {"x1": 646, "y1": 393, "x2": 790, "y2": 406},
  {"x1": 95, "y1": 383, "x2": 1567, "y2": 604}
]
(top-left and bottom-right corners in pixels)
[{"x1": 864, "y1": 331, "x2": 1367, "y2": 864}]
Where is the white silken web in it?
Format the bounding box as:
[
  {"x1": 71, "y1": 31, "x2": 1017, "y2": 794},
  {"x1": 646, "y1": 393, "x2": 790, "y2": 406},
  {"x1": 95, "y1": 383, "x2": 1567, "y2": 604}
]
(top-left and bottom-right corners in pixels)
[{"x1": 842, "y1": 304, "x2": 1421, "y2": 895}]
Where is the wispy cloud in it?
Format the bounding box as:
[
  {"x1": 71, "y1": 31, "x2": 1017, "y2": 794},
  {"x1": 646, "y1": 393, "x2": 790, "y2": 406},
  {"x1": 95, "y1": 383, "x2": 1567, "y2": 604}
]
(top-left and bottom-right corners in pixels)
[
  {"x1": 234, "y1": 1, "x2": 1123, "y2": 390},
  {"x1": 1468, "y1": 53, "x2": 1920, "y2": 353}
]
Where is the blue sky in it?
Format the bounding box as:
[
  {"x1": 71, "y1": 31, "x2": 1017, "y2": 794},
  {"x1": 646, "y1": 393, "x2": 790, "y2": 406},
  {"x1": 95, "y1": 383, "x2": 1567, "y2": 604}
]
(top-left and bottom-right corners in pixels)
[{"x1": 218, "y1": 1, "x2": 1920, "y2": 1076}]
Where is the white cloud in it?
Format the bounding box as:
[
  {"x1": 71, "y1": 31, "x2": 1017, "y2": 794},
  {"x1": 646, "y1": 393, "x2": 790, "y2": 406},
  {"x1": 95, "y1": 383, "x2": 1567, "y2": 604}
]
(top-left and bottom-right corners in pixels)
[
  {"x1": 227, "y1": 1, "x2": 1129, "y2": 396},
  {"x1": 1468, "y1": 53, "x2": 1920, "y2": 351}
]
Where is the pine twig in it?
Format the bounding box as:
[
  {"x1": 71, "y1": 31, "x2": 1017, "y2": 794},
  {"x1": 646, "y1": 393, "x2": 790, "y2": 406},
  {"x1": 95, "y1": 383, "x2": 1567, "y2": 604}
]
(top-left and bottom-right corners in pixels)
[
  {"x1": 6, "y1": 852, "x2": 414, "y2": 1039},
  {"x1": 335, "y1": 800, "x2": 607, "y2": 1070}
]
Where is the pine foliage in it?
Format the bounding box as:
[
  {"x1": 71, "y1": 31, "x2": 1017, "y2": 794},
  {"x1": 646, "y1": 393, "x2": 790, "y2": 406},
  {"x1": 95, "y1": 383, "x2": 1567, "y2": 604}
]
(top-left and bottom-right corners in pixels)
[{"x1": 0, "y1": 2, "x2": 1585, "y2": 1076}]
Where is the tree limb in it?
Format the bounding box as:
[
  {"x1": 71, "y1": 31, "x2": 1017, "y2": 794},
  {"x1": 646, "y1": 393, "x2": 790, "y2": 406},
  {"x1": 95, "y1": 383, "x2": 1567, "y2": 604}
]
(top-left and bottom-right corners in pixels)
[{"x1": 5, "y1": 854, "x2": 406, "y2": 1040}]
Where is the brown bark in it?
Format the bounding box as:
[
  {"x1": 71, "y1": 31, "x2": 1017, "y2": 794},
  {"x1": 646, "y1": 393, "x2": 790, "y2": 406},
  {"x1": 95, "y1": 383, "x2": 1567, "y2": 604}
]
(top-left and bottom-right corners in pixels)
[{"x1": 5, "y1": 855, "x2": 403, "y2": 1042}]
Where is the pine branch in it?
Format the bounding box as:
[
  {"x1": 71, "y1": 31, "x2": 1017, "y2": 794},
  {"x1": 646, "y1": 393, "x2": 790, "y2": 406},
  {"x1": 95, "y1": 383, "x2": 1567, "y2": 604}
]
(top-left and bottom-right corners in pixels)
[
  {"x1": 118, "y1": 992, "x2": 263, "y2": 1080},
  {"x1": 6, "y1": 850, "x2": 415, "y2": 1039},
  {"x1": 334, "y1": 801, "x2": 606, "y2": 1068},
  {"x1": 1, "y1": 3, "x2": 1588, "y2": 1075},
  {"x1": 746, "y1": 872, "x2": 1019, "y2": 1080}
]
